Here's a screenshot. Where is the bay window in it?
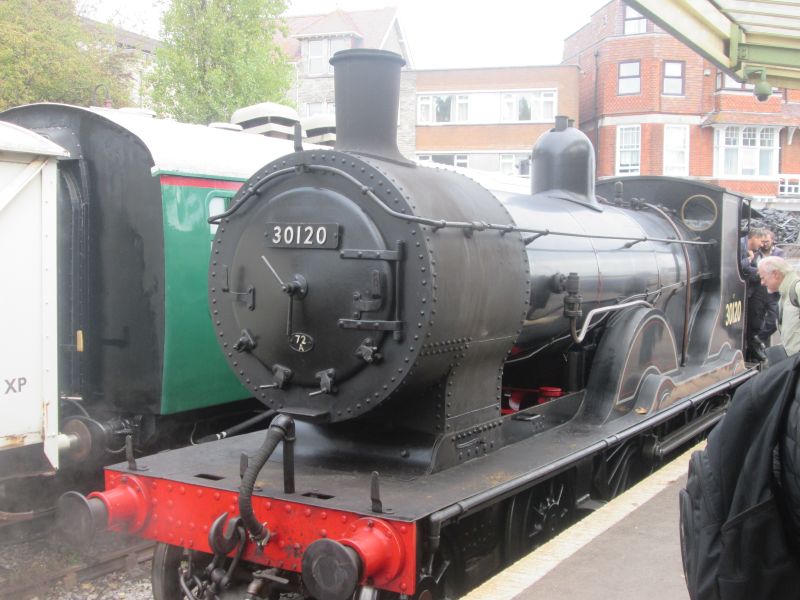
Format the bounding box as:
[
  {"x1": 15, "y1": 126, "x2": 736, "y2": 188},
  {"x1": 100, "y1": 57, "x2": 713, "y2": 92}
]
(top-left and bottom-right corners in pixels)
[{"x1": 714, "y1": 126, "x2": 779, "y2": 177}]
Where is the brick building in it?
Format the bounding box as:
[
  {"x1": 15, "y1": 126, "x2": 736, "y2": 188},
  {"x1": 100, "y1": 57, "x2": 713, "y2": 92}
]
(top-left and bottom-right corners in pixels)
[
  {"x1": 280, "y1": 8, "x2": 416, "y2": 157},
  {"x1": 414, "y1": 66, "x2": 580, "y2": 176},
  {"x1": 563, "y1": 0, "x2": 800, "y2": 201}
]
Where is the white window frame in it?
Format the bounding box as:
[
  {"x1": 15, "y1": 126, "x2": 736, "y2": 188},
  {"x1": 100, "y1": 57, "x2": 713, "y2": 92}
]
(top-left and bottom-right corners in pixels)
[
  {"x1": 624, "y1": 6, "x2": 646, "y2": 35},
  {"x1": 618, "y1": 61, "x2": 641, "y2": 95},
  {"x1": 616, "y1": 125, "x2": 641, "y2": 176},
  {"x1": 713, "y1": 125, "x2": 780, "y2": 179},
  {"x1": 500, "y1": 91, "x2": 557, "y2": 123},
  {"x1": 417, "y1": 90, "x2": 557, "y2": 125},
  {"x1": 417, "y1": 151, "x2": 531, "y2": 176},
  {"x1": 663, "y1": 125, "x2": 690, "y2": 176},
  {"x1": 662, "y1": 61, "x2": 685, "y2": 96},
  {"x1": 500, "y1": 154, "x2": 515, "y2": 175},
  {"x1": 306, "y1": 37, "x2": 351, "y2": 76},
  {"x1": 307, "y1": 39, "x2": 326, "y2": 75},
  {"x1": 304, "y1": 101, "x2": 335, "y2": 117},
  {"x1": 327, "y1": 38, "x2": 350, "y2": 73},
  {"x1": 456, "y1": 95, "x2": 469, "y2": 122},
  {"x1": 418, "y1": 96, "x2": 432, "y2": 124}
]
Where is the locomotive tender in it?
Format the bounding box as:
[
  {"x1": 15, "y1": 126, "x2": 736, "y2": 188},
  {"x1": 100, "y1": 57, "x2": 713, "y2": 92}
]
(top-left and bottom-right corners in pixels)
[
  {"x1": 65, "y1": 49, "x2": 758, "y2": 599},
  {"x1": 0, "y1": 105, "x2": 297, "y2": 509}
]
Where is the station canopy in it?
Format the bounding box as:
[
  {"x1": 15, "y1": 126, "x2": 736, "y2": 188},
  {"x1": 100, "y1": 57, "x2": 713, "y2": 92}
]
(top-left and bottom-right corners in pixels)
[{"x1": 627, "y1": 0, "x2": 800, "y2": 90}]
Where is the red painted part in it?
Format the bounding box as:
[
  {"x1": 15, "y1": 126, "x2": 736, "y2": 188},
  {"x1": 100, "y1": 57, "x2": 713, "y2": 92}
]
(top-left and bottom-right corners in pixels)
[
  {"x1": 501, "y1": 387, "x2": 538, "y2": 412},
  {"x1": 159, "y1": 175, "x2": 243, "y2": 190},
  {"x1": 89, "y1": 474, "x2": 151, "y2": 533},
  {"x1": 340, "y1": 518, "x2": 405, "y2": 585},
  {"x1": 537, "y1": 386, "x2": 563, "y2": 404},
  {"x1": 102, "y1": 471, "x2": 418, "y2": 595}
]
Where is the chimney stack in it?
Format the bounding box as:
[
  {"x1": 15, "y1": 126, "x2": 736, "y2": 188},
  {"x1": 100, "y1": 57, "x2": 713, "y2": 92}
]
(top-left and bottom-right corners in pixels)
[{"x1": 330, "y1": 49, "x2": 408, "y2": 163}]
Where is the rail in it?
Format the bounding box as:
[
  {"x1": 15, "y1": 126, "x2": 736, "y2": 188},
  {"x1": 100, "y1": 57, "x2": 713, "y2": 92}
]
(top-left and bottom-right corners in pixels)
[{"x1": 0, "y1": 539, "x2": 155, "y2": 599}]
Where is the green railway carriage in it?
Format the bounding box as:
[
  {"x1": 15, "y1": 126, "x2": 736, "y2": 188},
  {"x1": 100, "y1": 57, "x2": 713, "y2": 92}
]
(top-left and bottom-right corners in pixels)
[{"x1": 0, "y1": 104, "x2": 296, "y2": 478}]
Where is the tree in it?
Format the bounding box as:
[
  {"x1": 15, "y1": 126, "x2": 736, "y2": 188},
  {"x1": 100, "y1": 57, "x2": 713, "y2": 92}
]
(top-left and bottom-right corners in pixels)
[
  {"x1": 148, "y1": 0, "x2": 292, "y2": 124},
  {"x1": 0, "y1": 0, "x2": 133, "y2": 110}
]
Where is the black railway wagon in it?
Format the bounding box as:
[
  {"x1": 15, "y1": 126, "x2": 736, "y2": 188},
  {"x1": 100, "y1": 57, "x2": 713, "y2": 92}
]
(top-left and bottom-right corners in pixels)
[{"x1": 0, "y1": 105, "x2": 294, "y2": 495}]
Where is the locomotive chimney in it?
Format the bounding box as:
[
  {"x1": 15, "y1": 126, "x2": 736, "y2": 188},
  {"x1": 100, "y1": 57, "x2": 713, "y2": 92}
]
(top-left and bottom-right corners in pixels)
[
  {"x1": 330, "y1": 48, "x2": 409, "y2": 163},
  {"x1": 531, "y1": 115, "x2": 598, "y2": 207}
]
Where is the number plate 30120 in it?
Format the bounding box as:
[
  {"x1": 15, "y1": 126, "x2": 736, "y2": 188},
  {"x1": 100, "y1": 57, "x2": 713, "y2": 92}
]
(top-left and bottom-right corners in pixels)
[{"x1": 265, "y1": 223, "x2": 340, "y2": 249}]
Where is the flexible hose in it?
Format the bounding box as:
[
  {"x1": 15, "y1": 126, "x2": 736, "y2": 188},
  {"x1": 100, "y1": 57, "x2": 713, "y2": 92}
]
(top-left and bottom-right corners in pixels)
[{"x1": 239, "y1": 414, "x2": 293, "y2": 540}]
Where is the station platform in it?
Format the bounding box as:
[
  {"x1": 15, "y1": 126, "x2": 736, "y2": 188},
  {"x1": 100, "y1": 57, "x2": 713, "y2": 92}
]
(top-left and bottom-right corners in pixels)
[{"x1": 463, "y1": 443, "x2": 700, "y2": 600}]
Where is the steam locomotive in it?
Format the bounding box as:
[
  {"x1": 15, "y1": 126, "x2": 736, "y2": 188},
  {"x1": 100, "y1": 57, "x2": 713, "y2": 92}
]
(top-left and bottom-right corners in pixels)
[
  {"x1": 61, "y1": 49, "x2": 757, "y2": 599},
  {"x1": 0, "y1": 104, "x2": 297, "y2": 519}
]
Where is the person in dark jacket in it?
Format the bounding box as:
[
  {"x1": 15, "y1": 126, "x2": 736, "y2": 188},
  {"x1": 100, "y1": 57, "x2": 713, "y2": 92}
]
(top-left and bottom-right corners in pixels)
[
  {"x1": 761, "y1": 229, "x2": 785, "y2": 258},
  {"x1": 750, "y1": 229, "x2": 781, "y2": 349},
  {"x1": 680, "y1": 353, "x2": 800, "y2": 600},
  {"x1": 742, "y1": 228, "x2": 769, "y2": 359}
]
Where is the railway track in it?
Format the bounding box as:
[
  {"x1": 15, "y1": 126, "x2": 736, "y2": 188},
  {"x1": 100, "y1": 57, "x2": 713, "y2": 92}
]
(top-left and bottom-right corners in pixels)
[{"x1": 0, "y1": 530, "x2": 154, "y2": 600}]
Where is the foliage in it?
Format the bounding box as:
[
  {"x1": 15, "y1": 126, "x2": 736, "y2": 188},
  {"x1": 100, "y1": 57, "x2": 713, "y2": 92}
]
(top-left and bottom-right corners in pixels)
[
  {"x1": 0, "y1": 0, "x2": 134, "y2": 110},
  {"x1": 148, "y1": 0, "x2": 292, "y2": 124}
]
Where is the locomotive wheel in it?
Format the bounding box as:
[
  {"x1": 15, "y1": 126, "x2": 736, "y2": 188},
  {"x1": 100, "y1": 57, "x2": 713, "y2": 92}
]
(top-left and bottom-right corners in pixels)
[
  {"x1": 595, "y1": 440, "x2": 644, "y2": 500},
  {"x1": 503, "y1": 474, "x2": 574, "y2": 562},
  {"x1": 151, "y1": 543, "x2": 214, "y2": 600},
  {"x1": 152, "y1": 543, "x2": 183, "y2": 600},
  {"x1": 423, "y1": 533, "x2": 462, "y2": 600}
]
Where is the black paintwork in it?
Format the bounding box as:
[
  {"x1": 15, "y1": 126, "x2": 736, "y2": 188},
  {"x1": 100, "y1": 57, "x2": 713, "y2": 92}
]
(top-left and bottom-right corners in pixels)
[
  {"x1": 211, "y1": 50, "x2": 750, "y2": 478},
  {"x1": 108, "y1": 363, "x2": 754, "y2": 523},
  {"x1": 2, "y1": 105, "x2": 166, "y2": 415}
]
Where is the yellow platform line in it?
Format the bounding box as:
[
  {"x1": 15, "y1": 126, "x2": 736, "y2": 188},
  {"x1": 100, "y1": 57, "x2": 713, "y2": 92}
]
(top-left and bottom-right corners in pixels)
[{"x1": 461, "y1": 442, "x2": 703, "y2": 600}]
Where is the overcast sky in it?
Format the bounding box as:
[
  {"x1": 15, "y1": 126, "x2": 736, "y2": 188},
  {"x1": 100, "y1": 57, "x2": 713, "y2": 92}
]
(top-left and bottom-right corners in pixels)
[{"x1": 81, "y1": 0, "x2": 610, "y2": 69}]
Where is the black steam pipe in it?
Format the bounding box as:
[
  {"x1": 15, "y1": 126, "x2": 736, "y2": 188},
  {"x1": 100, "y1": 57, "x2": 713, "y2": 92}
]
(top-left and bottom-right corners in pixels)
[
  {"x1": 239, "y1": 414, "x2": 295, "y2": 541},
  {"x1": 222, "y1": 162, "x2": 715, "y2": 248},
  {"x1": 196, "y1": 410, "x2": 276, "y2": 444}
]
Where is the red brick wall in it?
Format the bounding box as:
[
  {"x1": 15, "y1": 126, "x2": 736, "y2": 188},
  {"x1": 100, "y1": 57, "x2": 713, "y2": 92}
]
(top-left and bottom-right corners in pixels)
[
  {"x1": 782, "y1": 129, "x2": 800, "y2": 175},
  {"x1": 714, "y1": 92, "x2": 784, "y2": 113},
  {"x1": 416, "y1": 66, "x2": 578, "y2": 97},
  {"x1": 692, "y1": 126, "x2": 714, "y2": 176},
  {"x1": 563, "y1": 0, "x2": 619, "y2": 62},
  {"x1": 562, "y1": 0, "x2": 799, "y2": 200},
  {"x1": 596, "y1": 124, "x2": 717, "y2": 178},
  {"x1": 711, "y1": 180, "x2": 778, "y2": 196},
  {"x1": 416, "y1": 124, "x2": 549, "y2": 151},
  {"x1": 596, "y1": 36, "x2": 707, "y2": 116}
]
